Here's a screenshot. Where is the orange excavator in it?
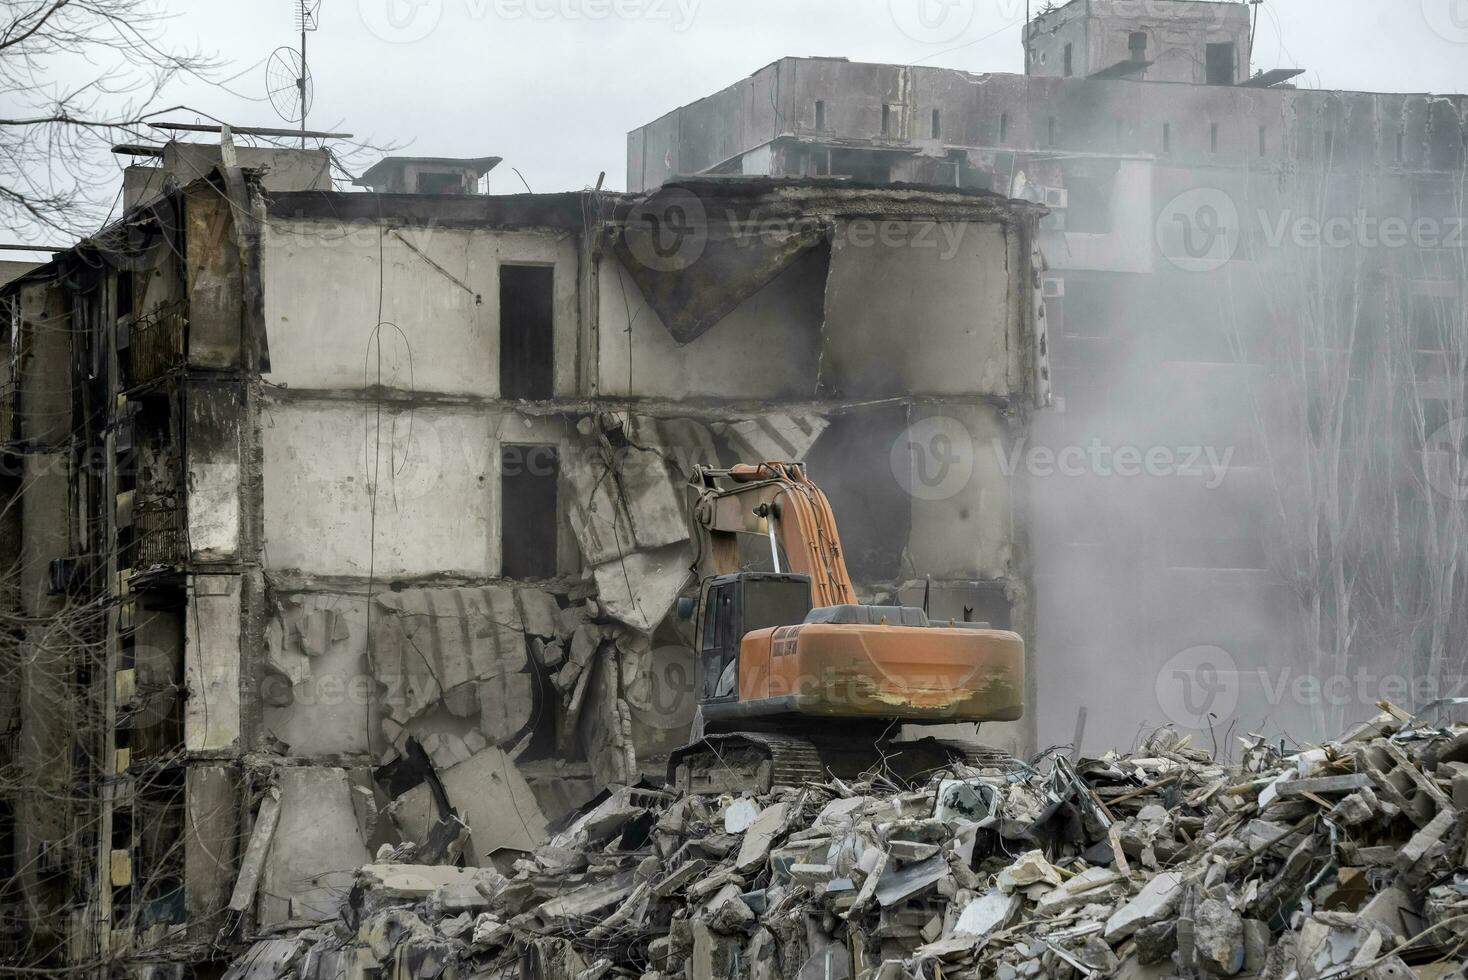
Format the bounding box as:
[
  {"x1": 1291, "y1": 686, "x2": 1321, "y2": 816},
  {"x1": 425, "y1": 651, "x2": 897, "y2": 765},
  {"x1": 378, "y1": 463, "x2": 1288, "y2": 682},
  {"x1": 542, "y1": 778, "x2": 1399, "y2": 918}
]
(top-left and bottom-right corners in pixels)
[{"x1": 668, "y1": 461, "x2": 1026, "y2": 794}]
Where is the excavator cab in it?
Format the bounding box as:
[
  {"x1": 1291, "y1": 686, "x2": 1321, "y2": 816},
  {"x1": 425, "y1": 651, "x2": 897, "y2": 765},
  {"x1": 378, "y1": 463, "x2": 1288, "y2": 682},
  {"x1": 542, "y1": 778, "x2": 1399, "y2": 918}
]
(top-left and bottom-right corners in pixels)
[{"x1": 694, "y1": 572, "x2": 813, "y2": 702}]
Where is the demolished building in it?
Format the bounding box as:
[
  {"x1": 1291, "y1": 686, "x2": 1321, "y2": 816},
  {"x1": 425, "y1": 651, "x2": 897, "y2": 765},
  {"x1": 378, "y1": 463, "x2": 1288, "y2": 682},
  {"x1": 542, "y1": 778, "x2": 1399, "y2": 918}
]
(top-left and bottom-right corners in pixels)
[
  {"x1": 627, "y1": 29, "x2": 1468, "y2": 750},
  {"x1": 0, "y1": 145, "x2": 1048, "y2": 968}
]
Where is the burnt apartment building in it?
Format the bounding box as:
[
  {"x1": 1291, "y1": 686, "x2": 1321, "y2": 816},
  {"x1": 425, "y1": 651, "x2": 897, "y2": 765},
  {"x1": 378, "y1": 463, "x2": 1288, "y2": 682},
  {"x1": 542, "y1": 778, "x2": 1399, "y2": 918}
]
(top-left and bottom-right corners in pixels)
[
  {"x1": 0, "y1": 138, "x2": 1047, "y2": 968},
  {"x1": 628, "y1": 0, "x2": 1468, "y2": 751}
]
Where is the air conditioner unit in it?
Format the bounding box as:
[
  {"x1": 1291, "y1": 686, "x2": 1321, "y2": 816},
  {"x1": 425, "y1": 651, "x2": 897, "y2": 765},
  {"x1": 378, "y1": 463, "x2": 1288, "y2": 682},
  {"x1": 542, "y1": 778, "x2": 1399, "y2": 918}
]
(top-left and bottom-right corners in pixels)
[
  {"x1": 1040, "y1": 186, "x2": 1069, "y2": 209},
  {"x1": 1042, "y1": 277, "x2": 1066, "y2": 299}
]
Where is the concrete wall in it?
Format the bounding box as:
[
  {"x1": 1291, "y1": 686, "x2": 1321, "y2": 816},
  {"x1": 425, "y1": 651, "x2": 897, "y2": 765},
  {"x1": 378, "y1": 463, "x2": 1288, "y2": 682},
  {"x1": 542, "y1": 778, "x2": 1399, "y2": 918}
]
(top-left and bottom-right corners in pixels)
[
  {"x1": 261, "y1": 220, "x2": 579, "y2": 398},
  {"x1": 629, "y1": 59, "x2": 1467, "y2": 196},
  {"x1": 0, "y1": 260, "x2": 38, "y2": 287},
  {"x1": 124, "y1": 144, "x2": 331, "y2": 209},
  {"x1": 263, "y1": 401, "x2": 580, "y2": 580},
  {"x1": 819, "y1": 219, "x2": 1021, "y2": 398},
  {"x1": 1028, "y1": 0, "x2": 1252, "y2": 84},
  {"x1": 1026, "y1": 0, "x2": 1089, "y2": 77},
  {"x1": 595, "y1": 247, "x2": 826, "y2": 401}
]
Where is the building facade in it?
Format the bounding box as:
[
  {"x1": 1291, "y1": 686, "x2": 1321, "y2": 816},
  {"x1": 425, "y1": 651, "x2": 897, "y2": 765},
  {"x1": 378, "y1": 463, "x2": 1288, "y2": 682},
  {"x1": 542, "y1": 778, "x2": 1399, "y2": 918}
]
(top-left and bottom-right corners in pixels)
[{"x1": 0, "y1": 148, "x2": 1046, "y2": 969}]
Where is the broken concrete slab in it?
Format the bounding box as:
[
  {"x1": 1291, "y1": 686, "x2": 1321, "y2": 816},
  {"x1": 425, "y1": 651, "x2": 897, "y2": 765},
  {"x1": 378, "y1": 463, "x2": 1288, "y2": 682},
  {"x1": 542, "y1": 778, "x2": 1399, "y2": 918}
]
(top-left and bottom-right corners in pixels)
[
  {"x1": 391, "y1": 747, "x2": 547, "y2": 863},
  {"x1": 1192, "y1": 898, "x2": 1245, "y2": 976},
  {"x1": 724, "y1": 798, "x2": 762, "y2": 833},
  {"x1": 591, "y1": 543, "x2": 691, "y2": 632},
  {"x1": 875, "y1": 854, "x2": 950, "y2": 908},
  {"x1": 1105, "y1": 872, "x2": 1185, "y2": 941},
  {"x1": 997, "y1": 850, "x2": 1062, "y2": 893},
  {"x1": 716, "y1": 413, "x2": 830, "y2": 465},
  {"x1": 228, "y1": 788, "x2": 281, "y2": 914},
  {"x1": 516, "y1": 587, "x2": 563, "y2": 639},
  {"x1": 1034, "y1": 866, "x2": 1124, "y2": 912},
  {"x1": 259, "y1": 768, "x2": 373, "y2": 926},
  {"x1": 358, "y1": 864, "x2": 492, "y2": 899},
  {"x1": 735, "y1": 802, "x2": 790, "y2": 874},
  {"x1": 954, "y1": 890, "x2": 1021, "y2": 939}
]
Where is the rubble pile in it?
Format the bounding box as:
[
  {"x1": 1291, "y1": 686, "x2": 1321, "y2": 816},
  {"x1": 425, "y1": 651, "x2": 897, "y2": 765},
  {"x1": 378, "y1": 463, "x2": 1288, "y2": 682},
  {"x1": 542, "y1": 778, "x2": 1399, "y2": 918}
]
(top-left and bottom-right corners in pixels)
[{"x1": 227, "y1": 706, "x2": 1468, "y2": 979}]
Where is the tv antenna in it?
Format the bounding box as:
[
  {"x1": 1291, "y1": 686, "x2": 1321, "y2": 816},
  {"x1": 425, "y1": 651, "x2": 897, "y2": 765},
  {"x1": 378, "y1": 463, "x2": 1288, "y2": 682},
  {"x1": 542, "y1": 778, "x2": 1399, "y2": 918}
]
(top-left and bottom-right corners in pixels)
[{"x1": 266, "y1": 0, "x2": 322, "y2": 145}]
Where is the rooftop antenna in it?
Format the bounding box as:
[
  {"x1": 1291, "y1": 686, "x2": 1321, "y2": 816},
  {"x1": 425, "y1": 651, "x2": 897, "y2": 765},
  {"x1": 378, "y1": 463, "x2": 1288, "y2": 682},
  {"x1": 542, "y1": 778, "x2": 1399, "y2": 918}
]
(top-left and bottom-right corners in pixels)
[
  {"x1": 1024, "y1": 0, "x2": 1031, "y2": 77},
  {"x1": 267, "y1": 0, "x2": 322, "y2": 146},
  {"x1": 1249, "y1": 0, "x2": 1264, "y2": 66}
]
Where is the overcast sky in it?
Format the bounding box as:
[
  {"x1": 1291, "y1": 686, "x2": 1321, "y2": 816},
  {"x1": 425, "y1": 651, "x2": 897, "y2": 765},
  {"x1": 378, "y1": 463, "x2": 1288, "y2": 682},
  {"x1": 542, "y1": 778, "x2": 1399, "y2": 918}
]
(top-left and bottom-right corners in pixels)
[
  {"x1": 13, "y1": 0, "x2": 1468, "y2": 243},
  {"x1": 141, "y1": 0, "x2": 1464, "y2": 196}
]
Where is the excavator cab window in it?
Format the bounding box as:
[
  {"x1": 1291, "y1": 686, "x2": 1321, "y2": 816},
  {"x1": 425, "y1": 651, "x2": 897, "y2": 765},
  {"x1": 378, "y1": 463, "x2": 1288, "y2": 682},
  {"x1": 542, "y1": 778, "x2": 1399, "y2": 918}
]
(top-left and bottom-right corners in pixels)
[
  {"x1": 699, "y1": 574, "x2": 813, "y2": 703},
  {"x1": 742, "y1": 577, "x2": 814, "y2": 635},
  {"x1": 702, "y1": 582, "x2": 739, "y2": 701}
]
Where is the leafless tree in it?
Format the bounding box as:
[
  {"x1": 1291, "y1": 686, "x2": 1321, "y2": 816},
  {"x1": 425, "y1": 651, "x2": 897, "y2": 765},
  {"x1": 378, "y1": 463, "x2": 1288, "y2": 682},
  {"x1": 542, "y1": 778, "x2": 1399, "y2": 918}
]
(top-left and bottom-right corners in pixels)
[
  {"x1": 1242, "y1": 167, "x2": 1468, "y2": 736},
  {"x1": 0, "y1": 1, "x2": 235, "y2": 236},
  {"x1": 1, "y1": 1, "x2": 396, "y2": 243}
]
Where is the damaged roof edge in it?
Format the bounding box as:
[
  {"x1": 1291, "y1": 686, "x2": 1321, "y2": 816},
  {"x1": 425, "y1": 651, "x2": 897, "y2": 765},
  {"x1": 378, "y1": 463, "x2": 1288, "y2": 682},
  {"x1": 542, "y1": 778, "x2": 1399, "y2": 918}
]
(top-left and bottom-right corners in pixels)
[
  {"x1": 0, "y1": 167, "x2": 253, "y2": 300},
  {"x1": 265, "y1": 178, "x2": 1046, "y2": 231},
  {"x1": 4, "y1": 172, "x2": 1047, "y2": 301}
]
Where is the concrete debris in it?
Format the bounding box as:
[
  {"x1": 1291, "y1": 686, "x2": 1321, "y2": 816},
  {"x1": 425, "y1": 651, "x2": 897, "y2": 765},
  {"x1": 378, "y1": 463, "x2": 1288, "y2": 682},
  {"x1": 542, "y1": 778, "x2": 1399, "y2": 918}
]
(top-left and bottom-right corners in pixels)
[
  {"x1": 372, "y1": 584, "x2": 533, "y2": 747},
  {"x1": 224, "y1": 707, "x2": 1468, "y2": 979},
  {"x1": 714, "y1": 413, "x2": 830, "y2": 465},
  {"x1": 388, "y1": 745, "x2": 548, "y2": 861}
]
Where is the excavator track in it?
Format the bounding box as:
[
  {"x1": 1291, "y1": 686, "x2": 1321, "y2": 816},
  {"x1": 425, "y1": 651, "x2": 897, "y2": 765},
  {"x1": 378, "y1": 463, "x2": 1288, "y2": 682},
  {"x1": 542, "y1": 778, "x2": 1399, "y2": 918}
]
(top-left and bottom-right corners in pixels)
[
  {"x1": 669, "y1": 733, "x2": 827, "y2": 795},
  {"x1": 668, "y1": 732, "x2": 1026, "y2": 795},
  {"x1": 932, "y1": 739, "x2": 1030, "y2": 774}
]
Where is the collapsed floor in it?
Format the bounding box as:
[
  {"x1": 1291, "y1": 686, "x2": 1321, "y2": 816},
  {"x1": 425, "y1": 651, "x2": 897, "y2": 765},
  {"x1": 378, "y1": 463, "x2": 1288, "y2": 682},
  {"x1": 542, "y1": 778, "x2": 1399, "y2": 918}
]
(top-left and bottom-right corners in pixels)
[{"x1": 219, "y1": 703, "x2": 1468, "y2": 979}]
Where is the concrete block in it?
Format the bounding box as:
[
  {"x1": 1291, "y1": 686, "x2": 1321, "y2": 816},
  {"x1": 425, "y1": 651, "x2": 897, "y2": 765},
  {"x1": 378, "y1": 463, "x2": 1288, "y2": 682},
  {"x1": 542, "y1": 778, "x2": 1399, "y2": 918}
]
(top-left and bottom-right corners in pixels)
[
  {"x1": 1105, "y1": 872, "x2": 1185, "y2": 941},
  {"x1": 592, "y1": 544, "x2": 692, "y2": 632}
]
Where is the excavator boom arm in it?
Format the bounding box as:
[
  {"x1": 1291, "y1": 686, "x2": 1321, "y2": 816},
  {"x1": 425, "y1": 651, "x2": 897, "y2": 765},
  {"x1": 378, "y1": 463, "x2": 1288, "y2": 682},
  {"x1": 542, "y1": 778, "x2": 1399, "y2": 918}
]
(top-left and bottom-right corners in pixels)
[{"x1": 689, "y1": 462, "x2": 857, "y2": 608}]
